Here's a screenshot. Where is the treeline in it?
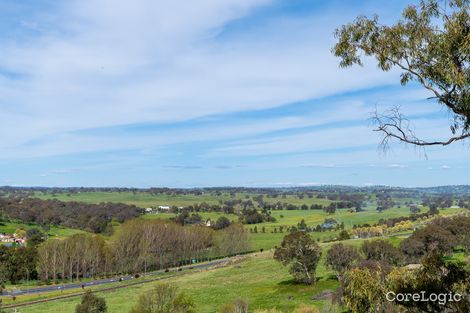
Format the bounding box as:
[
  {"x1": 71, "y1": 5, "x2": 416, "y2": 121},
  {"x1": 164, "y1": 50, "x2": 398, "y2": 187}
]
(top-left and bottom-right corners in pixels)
[
  {"x1": 177, "y1": 199, "x2": 362, "y2": 216},
  {"x1": 377, "y1": 211, "x2": 436, "y2": 228},
  {"x1": 0, "y1": 245, "x2": 38, "y2": 285},
  {"x1": 0, "y1": 198, "x2": 143, "y2": 233},
  {"x1": 400, "y1": 215, "x2": 470, "y2": 262},
  {"x1": 37, "y1": 219, "x2": 250, "y2": 282},
  {"x1": 272, "y1": 215, "x2": 470, "y2": 312},
  {"x1": 343, "y1": 215, "x2": 470, "y2": 266},
  {"x1": 239, "y1": 208, "x2": 276, "y2": 224},
  {"x1": 327, "y1": 215, "x2": 470, "y2": 312},
  {"x1": 260, "y1": 201, "x2": 361, "y2": 212},
  {"x1": 2, "y1": 185, "x2": 470, "y2": 199}
]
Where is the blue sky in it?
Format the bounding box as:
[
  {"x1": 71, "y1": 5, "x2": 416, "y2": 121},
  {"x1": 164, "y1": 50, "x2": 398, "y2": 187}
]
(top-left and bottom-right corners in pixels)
[{"x1": 0, "y1": 0, "x2": 468, "y2": 187}]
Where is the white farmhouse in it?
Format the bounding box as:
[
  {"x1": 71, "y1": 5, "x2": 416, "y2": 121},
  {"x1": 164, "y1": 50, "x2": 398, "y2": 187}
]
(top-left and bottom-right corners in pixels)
[
  {"x1": 145, "y1": 207, "x2": 156, "y2": 214},
  {"x1": 158, "y1": 205, "x2": 171, "y2": 211}
]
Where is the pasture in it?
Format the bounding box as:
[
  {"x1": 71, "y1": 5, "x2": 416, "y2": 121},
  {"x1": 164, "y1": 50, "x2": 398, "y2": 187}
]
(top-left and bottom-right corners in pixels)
[
  {"x1": 0, "y1": 221, "x2": 85, "y2": 237},
  {"x1": 22, "y1": 190, "x2": 469, "y2": 252},
  {"x1": 2, "y1": 235, "x2": 411, "y2": 313},
  {"x1": 34, "y1": 191, "x2": 336, "y2": 208},
  {"x1": 2, "y1": 250, "x2": 340, "y2": 313}
]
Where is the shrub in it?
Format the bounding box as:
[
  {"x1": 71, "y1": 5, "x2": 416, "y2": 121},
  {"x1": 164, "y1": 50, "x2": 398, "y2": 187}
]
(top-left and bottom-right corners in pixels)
[
  {"x1": 218, "y1": 299, "x2": 249, "y2": 313},
  {"x1": 75, "y1": 290, "x2": 107, "y2": 313},
  {"x1": 130, "y1": 283, "x2": 195, "y2": 313}
]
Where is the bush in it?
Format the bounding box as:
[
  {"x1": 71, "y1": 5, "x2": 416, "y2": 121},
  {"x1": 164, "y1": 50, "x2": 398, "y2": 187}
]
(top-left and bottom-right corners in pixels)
[
  {"x1": 337, "y1": 230, "x2": 350, "y2": 241},
  {"x1": 218, "y1": 299, "x2": 249, "y2": 313},
  {"x1": 400, "y1": 224, "x2": 456, "y2": 262},
  {"x1": 213, "y1": 216, "x2": 232, "y2": 230},
  {"x1": 130, "y1": 283, "x2": 195, "y2": 313},
  {"x1": 326, "y1": 243, "x2": 361, "y2": 280},
  {"x1": 75, "y1": 290, "x2": 107, "y2": 313},
  {"x1": 361, "y1": 240, "x2": 402, "y2": 265}
]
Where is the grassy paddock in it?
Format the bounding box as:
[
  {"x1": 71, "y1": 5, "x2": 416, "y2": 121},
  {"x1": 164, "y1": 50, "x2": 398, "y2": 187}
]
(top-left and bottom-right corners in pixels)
[
  {"x1": 3, "y1": 252, "x2": 338, "y2": 313},
  {"x1": 34, "y1": 191, "x2": 336, "y2": 208},
  {"x1": 142, "y1": 212, "x2": 240, "y2": 222},
  {"x1": 0, "y1": 221, "x2": 85, "y2": 237},
  {"x1": 34, "y1": 191, "x2": 258, "y2": 207},
  {"x1": 3, "y1": 237, "x2": 408, "y2": 313},
  {"x1": 245, "y1": 207, "x2": 464, "y2": 250}
]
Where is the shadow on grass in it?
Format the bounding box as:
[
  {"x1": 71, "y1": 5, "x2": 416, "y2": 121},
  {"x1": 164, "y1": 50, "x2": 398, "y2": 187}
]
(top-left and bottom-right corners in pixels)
[
  {"x1": 274, "y1": 275, "x2": 340, "y2": 299},
  {"x1": 277, "y1": 278, "x2": 299, "y2": 286},
  {"x1": 277, "y1": 274, "x2": 337, "y2": 286}
]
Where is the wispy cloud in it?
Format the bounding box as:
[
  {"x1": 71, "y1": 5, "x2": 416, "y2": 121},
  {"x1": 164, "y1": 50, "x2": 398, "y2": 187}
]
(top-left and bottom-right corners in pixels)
[
  {"x1": 0, "y1": 0, "x2": 397, "y2": 155},
  {"x1": 163, "y1": 165, "x2": 203, "y2": 170},
  {"x1": 386, "y1": 164, "x2": 408, "y2": 169},
  {"x1": 0, "y1": 0, "x2": 469, "y2": 187},
  {"x1": 300, "y1": 163, "x2": 339, "y2": 168}
]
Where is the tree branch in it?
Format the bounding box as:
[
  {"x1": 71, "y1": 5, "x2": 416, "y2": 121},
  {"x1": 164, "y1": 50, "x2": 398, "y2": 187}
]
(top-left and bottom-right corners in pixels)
[{"x1": 371, "y1": 106, "x2": 470, "y2": 149}]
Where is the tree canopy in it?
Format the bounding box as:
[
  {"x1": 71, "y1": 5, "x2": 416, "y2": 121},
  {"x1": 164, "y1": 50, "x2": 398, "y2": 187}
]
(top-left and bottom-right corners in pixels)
[
  {"x1": 130, "y1": 284, "x2": 195, "y2": 313},
  {"x1": 274, "y1": 231, "x2": 321, "y2": 284},
  {"x1": 334, "y1": 0, "x2": 470, "y2": 148},
  {"x1": 325, "y1": 243, "x2": 361, "y2": 280},
  {"x1": 75, "y1": 290, "x2": 107, "y2": 313}
]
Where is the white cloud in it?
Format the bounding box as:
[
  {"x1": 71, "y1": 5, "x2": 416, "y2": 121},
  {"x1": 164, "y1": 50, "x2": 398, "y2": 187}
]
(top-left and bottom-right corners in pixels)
[
  {"x1": 0, "y1": 0, "x2": 465, "y2": 165},
  {"x1": 52, "y1": 169, "x2": 73, "y2": 174},
  {"x1": 0, "y1": 0, "x2": 399, "y2": 157},
  {"x1": 301, "y1": 163, "x2": 339, "y2": 168},
  {"x1": 386, "y1": 164, "x2": 408, "y2": 169},
  {"x1": 207, "y1": 125, "x2": 377, "y2": 157}
]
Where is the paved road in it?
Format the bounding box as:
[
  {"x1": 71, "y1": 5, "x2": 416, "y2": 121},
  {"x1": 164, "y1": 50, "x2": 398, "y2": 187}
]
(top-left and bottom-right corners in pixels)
[{"x1": 2, "y1": 258, "x2": 230, "y2": 296}]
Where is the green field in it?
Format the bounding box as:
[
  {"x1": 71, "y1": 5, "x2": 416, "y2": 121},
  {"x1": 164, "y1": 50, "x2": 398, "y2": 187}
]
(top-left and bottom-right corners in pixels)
[
  {"x1": 3, "y1": 251, "x2": 339, "y2": 313},
  {"x1": 0, "y1": 221, "x2": 85, "y2": 237},
  {"x1": 245, "y1": 206, "x2": 464, "y2": 250},
  {"x1": 142, "y1": 211, "x2": 240, "y2": 222},
  {"x1": 34, "y1": 191, "x2": 337, "y2": 208},
  {"x1": 10, "y1": 191, "x2": 467, "y2": 253},
  {"x1": 2, "y1": 190, "x2": 466, "y2": 312},
  {"x1": 138, "y1": 206, "x2": 430, "y2": 251},
  {"x1": 35, "y1": 191, "x2": 253, "y2": 207},
  {"x1": 2, "y1": 234, "x2": 411, "y2": 313}
]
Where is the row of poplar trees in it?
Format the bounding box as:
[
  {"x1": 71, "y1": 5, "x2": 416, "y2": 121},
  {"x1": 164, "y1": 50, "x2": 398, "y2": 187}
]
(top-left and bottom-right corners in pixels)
[{"x1": 37, "y1": 219, "x2": 250, "y2": 282}]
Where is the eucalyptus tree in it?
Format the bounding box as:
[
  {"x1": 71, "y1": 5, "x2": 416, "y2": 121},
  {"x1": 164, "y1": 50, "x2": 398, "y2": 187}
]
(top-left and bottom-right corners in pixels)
[
  {"x1": 274, "y1": 231, "x2": 322, "y2": 284},
  {"x1": 334, "y1": 0, "x2": 470, "y2": 149}
]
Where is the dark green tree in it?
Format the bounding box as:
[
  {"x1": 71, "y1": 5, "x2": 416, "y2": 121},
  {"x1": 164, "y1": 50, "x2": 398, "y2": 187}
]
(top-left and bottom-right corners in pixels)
[
  {"x1": 400, "y1": 224, "x2": 457, "y2": 262},
  {"x1": 75, "y1": 290, "x2": 107, "y2": 313},
  {"x1": 432, "y1": 215, "x2": 470, "y2": 252},
  {"x1": 337, "y1": 230, "x2": 350, "y2": 241},
  {"x1": 326, "y1": 243, "x2": 361, "y2": 280},
  {"x1": 213, "y1": 216, "x2": 231, "y2": 230},
  {"x1": 361, "y1": 240, "x2": 402, "y2": 266},
  {"x1": 274, "y1": 231, "x2": 322, "y2": 284},
  {"x1": 297, "y1": 219, "x2": 308, "y2": 231},
  {"x1": 26, "y1": 228, "x2": 46, "y2": 247}
]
